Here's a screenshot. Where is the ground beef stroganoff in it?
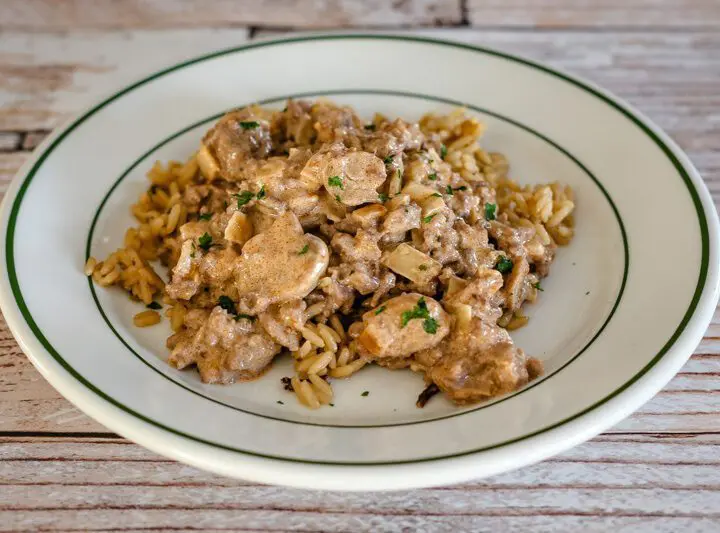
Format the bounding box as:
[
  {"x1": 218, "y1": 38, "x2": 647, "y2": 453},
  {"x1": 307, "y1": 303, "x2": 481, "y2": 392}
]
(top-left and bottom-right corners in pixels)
[{"x1": 87, "y1": 99, "x2": 575, "y2": 409}]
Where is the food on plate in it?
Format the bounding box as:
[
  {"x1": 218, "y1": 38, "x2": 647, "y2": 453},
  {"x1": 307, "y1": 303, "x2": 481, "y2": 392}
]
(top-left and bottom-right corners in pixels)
[{"x1": 86, "y1": 99, "x2": 575, "y2": 408}]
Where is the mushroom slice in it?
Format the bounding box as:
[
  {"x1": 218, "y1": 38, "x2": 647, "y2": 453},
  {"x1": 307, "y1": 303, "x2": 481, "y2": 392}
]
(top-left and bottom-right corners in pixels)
[{"x1": 234, "y1": 212, "x2": 329, "y2": 313}]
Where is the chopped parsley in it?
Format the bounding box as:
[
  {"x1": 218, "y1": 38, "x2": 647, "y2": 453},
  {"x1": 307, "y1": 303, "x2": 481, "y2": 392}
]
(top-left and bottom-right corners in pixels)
[
  {"x1": 485, "y1": 203, "x2": 497, "y2": 221},
  {"x1": 496, "y1": 256, "x2": 514, "y2": 274},
  {"x1": 256, "y1": 185, "x2": 266, "y2": 200},
  {"x1": 418, "y1": 264, "x2": 428, "y2": 271},
  {"x1": 327, "y1": 175, "x2": 344, "y2": 189},
  {"x1": 218, "y1": 295, "x2": 237, "y2": 315},
  {"x1": 361, "y1": 391, "x2": 370, "y2": 397},
  {"x1": 190, "y1": 242, "x2": 196, "y2": 259},
  {"x1": 428, "y1": 173, "x2": 438, "y2": 181},
  {"x1": 233, "y1": 191, "x2": 254, "y2": 208},
  {"x1": 198, "y1": 232, "x2": 213, "y2": 251},
  {"x1": 383, "y1": 155, "x2": 394, "y2": 165},
  {"x1": 374, "y1": 305, "x2": 387, "y2": 315},
  {"x1": 446, "y1": 185, "x2": 453, "y2": 195},
  {"x1": 400, "y1": 297, "x2": 439, "y2": 334},
  {"x1": 146, "y1": 301, "x2": 162, "y2": 310},
  {"x1": 431, "y1": 193, "x2": 442, "y2": 198},
  {"x1": 364, "y1": 123, "x2": 376, "y2": 131},
  {"x1": 440, "y1": 144, "x2": 448, "y2": 159},
  {"x1": 277, "y1": 400, "x2": 284, "y2": 405},
  {"x1": 235, "y1": 313, "x2": 255, "y2": 321},
  {"x1": 378, "y1": 193, "x2": 389, "y2": 202},
  {"x1": 298, "y1": 244, "x2": 309, "y2": 255},
  {"x1": 198, "y1": 213, "x2": 212, "y2": 221},
  {"x1": 335, "y1": 194, "x2": 342, "y2": 202},
  {"x1": 533, "y1": 282, "x2": 544, "y2": 291},
  {"x1": 329, "y1": 403, "x2": 335, "y2": 407},
  {"x1": 423, "y1": 317, "x2": 439, "y2": 334},
  {"x1": 239, "y1": 120, "x2": 260, "y2": 129},
  {"x1": 455, "y1": 186, "x2": 468, "y2": 191},
  {"x1": 423, "y1": 214, "x2": 436, "y2": 224}
]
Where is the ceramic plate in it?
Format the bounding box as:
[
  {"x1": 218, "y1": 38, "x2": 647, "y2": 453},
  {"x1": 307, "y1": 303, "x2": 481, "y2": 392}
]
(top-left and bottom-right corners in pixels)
[{"x1": 1, "y1": 35, "x2": 718, "y2": 491}]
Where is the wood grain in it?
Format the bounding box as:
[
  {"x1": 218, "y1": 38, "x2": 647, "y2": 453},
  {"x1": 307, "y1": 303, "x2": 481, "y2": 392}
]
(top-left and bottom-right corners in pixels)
[
  {"x1": 0, "y1": 0, "x2": 462, "y2": 30},
  {"x1": 467, "y1": 0, "x2": 720, "y2": 29},
  {"x1": 1, "y1": 434, "x2": 720, "y2": 532},
  {"x1": 0, "y1": 5, "x2": 719, "y2": 531}
]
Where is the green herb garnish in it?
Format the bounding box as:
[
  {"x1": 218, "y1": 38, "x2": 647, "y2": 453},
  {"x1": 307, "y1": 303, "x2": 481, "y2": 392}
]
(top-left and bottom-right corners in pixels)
[
  {"x1": 423, "y1": 316, "x2": 439, "y2": 334},
  {"x1": 400, "y1": 297, "x2": 438, "y2": 334},
  {"x1": 198, "y1": 213, "x2": 212, "y2": 221},
  {"x1": 383, "y1": 155, "x2": 394, "y2": 165},
  {"x1": 440, "y1": 144, "x2": 448, "y2": 159},
  {"x1": 428, "y1": 173, "x2": 438, "y2": 181},
  {"x1": 446, "y1": 185, "x2": 453, "y2": 195},
  {"x1": 364, "y1": 124, "x2": 376, "y2": 131},
  {"x1": 423, "y1": 214, "x2": 436, "y2": 224},
  {"x1": 431, "y1": 193, "x2": 442, "y2": 198},
  {"x1": 496, "y1": 256, "x2": 513, "y2": 274},
  {"x1": 361, "y1": 391, "x2": 370, "y2": 397},
  {"x1": 298, "y1": 244, "x2": 309, "y2": 255},
  {"x1": 239, "y1": 121, "x2": 260, "y2": 129},
  {"x1": 198, "y1": 232, "x2": 213, "y2": 251},
  {"x1": 328, "y1": 175, "x2": 344, "y2": 189},
  {"x1": 374, "y1": 306, "x2": 387, "y2": 315},
  {"x1": 190, "y1": 242, "x2": 196, "y2": 259},
  {"x1": 235, "y1": 313, "x2": 255, "y2": 321},
  {"x1": 335, "y1": 194, "x2": 342, "y2": 202},
  {"x1": 455, "y1": 186, "x2": 468, "y2": 191},
  {"x1": 277, "y1": 400, "x2": 284, "y2": 404},
  {"x1": 485, "y1": 203, "x2": 497, "y2": 221},
  {"x1": 146, "y1": 301, "x2": 162, "y2": 310},
  {"x1": 256, "y1": 185, "x2": 266, "y2": 200},
  {"x1": 218, "y1": 295, "x2": 237, "y2": 315},
  {"x1": 233, "y1": 191, "x2": 254, "y2": 208},
  {"x1": 533, "y1": 282, "x2": 544, "y2": 291},
  {"x1": 418, "y1": 264, "x2": 428, "y2": 271},
  {"x1": 378, "y1": 193, "x2": 389, "y2": 203}
]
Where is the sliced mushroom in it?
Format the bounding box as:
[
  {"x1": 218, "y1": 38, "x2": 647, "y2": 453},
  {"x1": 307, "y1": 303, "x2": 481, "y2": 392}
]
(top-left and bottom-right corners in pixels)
[
  {"x1": 382, "y1": 243, "x2": 441, "y2": 285},
  {"x1": 356, "y1": 293, "x2": 450, "y2": 360},
  {"x1": 224, "y1": 211, "x2": 253, "y2": 246},
  {"x1": 323, "y1": 151, "x2": 387, "y2": 206},
  {"x1": 234, "y1": 212, "x2": 329, "y2": 313}
]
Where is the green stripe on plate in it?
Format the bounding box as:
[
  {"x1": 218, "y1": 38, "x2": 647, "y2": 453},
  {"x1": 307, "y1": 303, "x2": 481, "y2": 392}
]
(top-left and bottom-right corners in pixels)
[{"x1": 5, "y1": 35, "x2": 710, "y2": 465}]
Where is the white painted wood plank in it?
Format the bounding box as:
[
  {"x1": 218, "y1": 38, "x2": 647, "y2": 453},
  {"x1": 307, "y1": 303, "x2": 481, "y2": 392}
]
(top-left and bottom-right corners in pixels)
[
  {"x1": 1, "y1": 436, "x2": 720, "y2": 531},
  {"x1": 0, "y1": 0, "x2": 462, "y2": 30},
  {"x1": 467, "y1": 0, "x2": 720, "y2": 29},
  {"x1": 0, "y1": 28, "x2": 250, "y2": 130}
]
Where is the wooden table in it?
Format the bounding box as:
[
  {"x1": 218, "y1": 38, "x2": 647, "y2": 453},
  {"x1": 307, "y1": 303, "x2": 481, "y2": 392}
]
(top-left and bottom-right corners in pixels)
[{"x1": 1, "y1": 1, "x2": 719, "y2": 531}]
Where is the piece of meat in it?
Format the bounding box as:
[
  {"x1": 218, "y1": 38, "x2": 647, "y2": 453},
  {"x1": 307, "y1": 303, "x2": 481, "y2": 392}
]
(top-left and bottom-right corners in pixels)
[
  {"x1": 381, "y1": 198, "x2": 421, "y2": 243},
  {"x1": 356, "y1": 293, "x2": 450, "y2": 362},
  {"x1": 428, "y1": 317, "x2": 537, "y2": 404},
  {"x1": 234, "y1": 212, "x2": 329, "y2": 313},
  {"x1": 454, "y1": 219, "x2": 495, "y2": 275},
  {"x1": 311, "y1": 101, "x2": 361, "y2": 143},
  {"x1": 323, "y1": 150, "x2": 387, "y2": 206},
  {"x1": 278, "y1": 99, "x2": 315, "y2": 145},
  {"x1": 202, "y1": 109, "x2": 273, "y2": 180},
  {"x1": 415, "y1": 210, "x2": 461, "y2": 265},
  {"x1": 363, "y1": 119, "x2": 425, "y2": 159},
  {"x1": 444, "y1": 267, "x2": 505, "y2": 322},
  {"x1": 168, "y1": 307, "x2": 280, "y2": 384},
  {"x1": 258, "y1": 300, "x2": 307, "y2": 351},
  {"x1": 331, "y1": 230, "x2": 382, "y2": 264}
]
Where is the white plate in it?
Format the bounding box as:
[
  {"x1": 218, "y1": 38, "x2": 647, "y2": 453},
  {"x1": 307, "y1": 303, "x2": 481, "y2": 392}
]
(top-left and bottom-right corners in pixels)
[{"x1": 1, "y1": 34, "x2": 718, "y2": 491}]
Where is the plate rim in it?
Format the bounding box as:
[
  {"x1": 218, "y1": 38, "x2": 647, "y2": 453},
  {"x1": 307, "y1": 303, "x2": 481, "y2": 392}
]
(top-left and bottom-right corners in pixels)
[{"x1": 1, "y1": 33, "x2": 718, "y2": 487}]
